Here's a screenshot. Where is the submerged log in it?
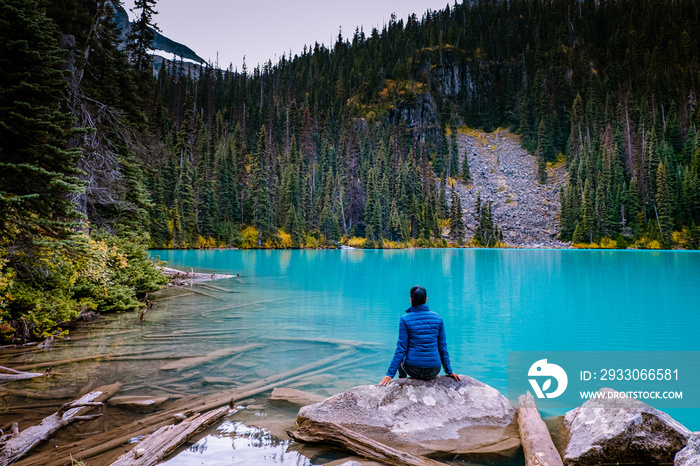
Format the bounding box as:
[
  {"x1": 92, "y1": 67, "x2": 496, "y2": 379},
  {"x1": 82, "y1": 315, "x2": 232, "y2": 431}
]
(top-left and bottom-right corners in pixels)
[
  {"x1": 263, "y1": 336, "x2": 382, "y2": 349},
  {"x1": 199, "y1": 298, "x2": 286, "y2": 316},
  {"x1": 176, "y1": 287, "x2": 225, "y2": 301},
  {"x1": 159, "y1": 344, "x2": 260, "y2": 372},
  {"x1": 18, "y1": 350, "x2": 357, "y2": 466},
  {"x1": 0, "y1": 388, "x2": 73, "y2": 401},
  {"x1": 0, "y1": 367, "x2": 43, "y2": 382},
  {"x1": 149, "y1": 291, "x2": 194, "y2": 302},
  {"x1": 109, "y1": 405, "x2": 237, "y2": 466},
  {"x1": 269, "y1": 388, "x2": 325, "y2": 407},
  {"x1": 0, "y1": 383, "x2": 121, "y2": 465},
  {"x1": 518, "y1": 392, "x2": 564, "y2": 466},
  {"x1": 287, "y1": 420, "x2": 444, "y2": 466},
  {"x1": 22, "y1": 350, "x2": 358, "y2": 466},
  {"x1": 11, "y1": 348, "x2": 165, "y2": 371},
  {"x1": 198, "y1": 283, "x2": 239, "y2": 293},
  {"x1": 108, "y1": 396, "x2": 171, "y2": 412}
]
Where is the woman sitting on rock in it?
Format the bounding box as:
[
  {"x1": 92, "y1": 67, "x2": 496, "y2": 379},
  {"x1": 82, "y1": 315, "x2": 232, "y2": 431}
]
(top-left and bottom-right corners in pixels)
[{"x1": 380, "y1": 285, "x2": 461, "y2": 386}]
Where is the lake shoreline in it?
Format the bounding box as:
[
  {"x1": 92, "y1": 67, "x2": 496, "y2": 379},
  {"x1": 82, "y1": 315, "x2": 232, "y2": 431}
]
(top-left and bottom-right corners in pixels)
[{"x1": 149, "y1": 243, "x2": 698, "y2": 252}]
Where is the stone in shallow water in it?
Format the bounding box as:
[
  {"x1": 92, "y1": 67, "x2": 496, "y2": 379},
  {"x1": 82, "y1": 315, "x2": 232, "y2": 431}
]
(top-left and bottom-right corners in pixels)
[
  {"x1": 295, "y1": 375, "x2": 520, "y2": 457},
  {"x1": 269, "y1": 387, "x2": 325, "y2": 407},
  {"x1": 563, "y1": 387, "x2": 690, "y2": 465},
  {"x1": 676, "y1": 432, "x2": 700, "y2": 466}
]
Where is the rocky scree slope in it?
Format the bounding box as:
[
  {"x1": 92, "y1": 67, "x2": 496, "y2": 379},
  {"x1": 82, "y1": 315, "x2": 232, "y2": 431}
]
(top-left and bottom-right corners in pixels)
[{"x1": 450, "y1": 129, "x2": 567, "y2": 248}]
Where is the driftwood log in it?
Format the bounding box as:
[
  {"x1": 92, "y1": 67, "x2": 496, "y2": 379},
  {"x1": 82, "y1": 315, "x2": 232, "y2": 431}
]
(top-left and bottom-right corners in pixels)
[
  {"x1": 198, "y1": 283, "x2": 238, "y2": 293},
  {"x1": 518, "y1": 392, "x2": 564, "y2": 466},
  {"x1": 158, "y1": 344, "x2": 260, "y2": 372},
  {"x1": 287, "y1": 420, "x2": 444, "y2": 466},
  {"x1": 158, "y1": 267, "x2": 236, "y2": 282},
  {"x1": 10, "y1": 347, "x2": 166, "y2": 371},
  {"x1": 0, "y1": 367, "x2": 43, "y2": 382},
  {"x1": 109, "y1": 405, "x2": 237, "y2": 466},
  {"x1": 198, "y1": 298, "x2": 286, "y2": 317},
  {"x1": 0, "y1": 382, "x2": 121, "y2": 466},
  {"x1": 175, "y1": 287, "x2": 225, "y2": 301}
]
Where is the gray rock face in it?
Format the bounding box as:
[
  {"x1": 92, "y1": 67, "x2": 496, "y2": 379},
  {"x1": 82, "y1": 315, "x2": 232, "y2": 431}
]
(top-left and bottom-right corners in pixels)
[
  {"x1": 563, "y1": 388, "x2": 690, "y2": 465},
  {"x1": 676, "y1": 433, "x2": 700, "y2": 466},
  {"x1": 451, "y1": 129, "x2": 567, "y2": 248},
  {"x1": 295, "y1": 375, "x2": 520, "y2": 457}
]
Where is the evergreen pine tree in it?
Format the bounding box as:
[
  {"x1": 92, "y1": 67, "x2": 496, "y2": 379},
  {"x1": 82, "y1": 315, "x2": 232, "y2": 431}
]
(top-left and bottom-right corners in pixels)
[
  {"x1": 656, "y1": 159, "x2": 673, "y2": 243},
  {"x1": 287, "y1": 204, "x2": 305, "y2": 248},
  {"x1": 388, "y1": 199, "x2": 403, "y2": 242},
  {"x1": 681, "y1": 168, "x2": 700, "y2": 225},
  {"x1": 461, "y1": 151, "x2": 471, "y2": 183},
  {"x1": 449, "y1": 189, "x2": 465, "y2": 245},
  {"x1": 0, "y1": 0, "x2": 84, "y2": 244},
  {"x1": 627, "y1": 177, "x2": 642, "y2": 235},
  {"x1": 449, "y1": 130, "x2": 460, "y2": 179},
  {"x1": 581, "y1": 178, "x2": 595, "y2": 243},
  {"x1": 473, "y1": 192, "x2": 483, "y2": 245},
  {"x1": 536, "y1": 117, "x2": 553, "y2": 184},
  {"x1": 126, "y1": 0, "x2": 160, "y2": 73},
  {"x1": 364, "y1": 168, "x2": 382, "y2": 240},
  {"x1": 252, "y1": 126, "x2": 272, "y2": 246}
]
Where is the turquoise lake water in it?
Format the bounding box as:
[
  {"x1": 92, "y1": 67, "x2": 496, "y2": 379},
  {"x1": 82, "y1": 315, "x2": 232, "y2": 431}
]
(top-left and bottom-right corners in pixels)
[{"x1": 151, "y1": 248, "x2": 700, "y2": 463}]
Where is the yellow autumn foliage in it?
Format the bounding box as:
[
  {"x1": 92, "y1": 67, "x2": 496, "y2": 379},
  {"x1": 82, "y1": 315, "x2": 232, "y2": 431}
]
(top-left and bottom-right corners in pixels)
[{"x1": 347, "y1": 237, "x2": 367, "y2": 248}]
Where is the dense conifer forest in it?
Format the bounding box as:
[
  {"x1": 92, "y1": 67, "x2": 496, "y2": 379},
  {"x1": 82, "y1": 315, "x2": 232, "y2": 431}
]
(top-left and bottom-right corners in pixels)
[
  {"x1": 146, "y1": 0, "x2": 700, "y2": 251},
  {"x1": 1, "y1": 0, "x2": 700, "y2": 340}
]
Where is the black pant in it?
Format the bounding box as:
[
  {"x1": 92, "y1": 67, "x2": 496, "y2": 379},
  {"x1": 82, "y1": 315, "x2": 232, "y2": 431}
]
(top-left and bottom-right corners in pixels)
[{"x1": 398, "y1": 361, "x2": 441, "y2": 380}]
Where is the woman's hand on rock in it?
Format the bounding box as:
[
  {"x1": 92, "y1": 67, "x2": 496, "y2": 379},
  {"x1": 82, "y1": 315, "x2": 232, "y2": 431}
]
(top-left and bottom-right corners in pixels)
[
  {"x1": 449, "y1": 372, "x2": 461, "y2": 381},
  {"x1": 379, "y1": 376, "x2": 392, "y2": 386}
]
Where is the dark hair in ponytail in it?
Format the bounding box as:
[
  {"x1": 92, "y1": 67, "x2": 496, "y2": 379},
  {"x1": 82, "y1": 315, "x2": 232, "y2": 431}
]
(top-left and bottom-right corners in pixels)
[{"x1": 410, "y1": 285, "x2": 427, "y2": 305}]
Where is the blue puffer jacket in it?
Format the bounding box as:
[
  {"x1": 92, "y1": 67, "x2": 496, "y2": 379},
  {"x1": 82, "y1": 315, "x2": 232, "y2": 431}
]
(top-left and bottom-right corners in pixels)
[{"x1": 386, "y1": 304, "x2": 453, "y2": 378}]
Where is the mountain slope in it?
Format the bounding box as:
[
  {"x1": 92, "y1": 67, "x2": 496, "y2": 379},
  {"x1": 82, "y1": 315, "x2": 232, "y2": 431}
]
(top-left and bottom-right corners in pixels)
[
  {"x1": 109, "y1": 1, "x2": 205, "y2": 64},
  {"x1": 452, "y1": 129, "x2": 566, "y2": 248}
]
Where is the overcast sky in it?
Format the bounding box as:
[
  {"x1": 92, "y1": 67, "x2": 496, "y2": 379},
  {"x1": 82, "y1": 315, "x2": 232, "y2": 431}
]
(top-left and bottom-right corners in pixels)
[{"x1": 123, "y1": 0, "x2": 455, "y2": 70}]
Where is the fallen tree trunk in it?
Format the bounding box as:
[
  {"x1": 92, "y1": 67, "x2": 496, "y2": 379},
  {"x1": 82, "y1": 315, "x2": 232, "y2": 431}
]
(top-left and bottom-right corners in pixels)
[
  {"x1": 158, "y1": 267, "x2": 236, "y2": 282},
  {"x1": 109, "y1": 405, "x2": 237, "y2": 466},
  {"x1": 159, "y1": 344, "x2": 260, "y2": 372},
  {"x1": 0, "y1": 388, "x2": 74, "y2": 400},
  {"x1": 199, "y1": 298, "x2": 286, "y2": 317},
  {"x1": 0, "y1": 383, "x2": 121, "y2": 466},
  {"x1": 197, "y1": 283, "x2": 238, "y2": 293},
  {"x1": 287, "y1": 420, "x2": 444, "y2": 466},
  {"x1": 518, "y1": 392, "x2": 564, "y2": 466},
  {"x1": 0, "y1": 367, "x2": 43, "y2": 382},
  {"x1": 149, "y1": 291, "x2": 194, "y2": 302},
  {"x1": 175, "y1": 287, "x2": 225, "y2": 301},
  {"x1": 11, "y1": 348, "x2": 166, "y2": 371}
]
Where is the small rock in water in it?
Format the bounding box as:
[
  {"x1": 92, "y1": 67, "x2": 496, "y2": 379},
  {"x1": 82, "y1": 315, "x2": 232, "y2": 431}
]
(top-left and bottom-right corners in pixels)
[{"x1": 563, "y1": 387, "x2": 690, "y2": 465}]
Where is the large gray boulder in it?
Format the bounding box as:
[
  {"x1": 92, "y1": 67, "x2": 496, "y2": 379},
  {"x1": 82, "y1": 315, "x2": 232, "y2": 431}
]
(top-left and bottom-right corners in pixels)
[
  {"x1": 676, "y1": 433, "x2": 700, "y2": 466},
  {"x1": 563, "y1": 388, "x2": 690, "y2": 465},
  {"x1": 295, "y1": 375, "x2": 520, "y2": 457}
]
